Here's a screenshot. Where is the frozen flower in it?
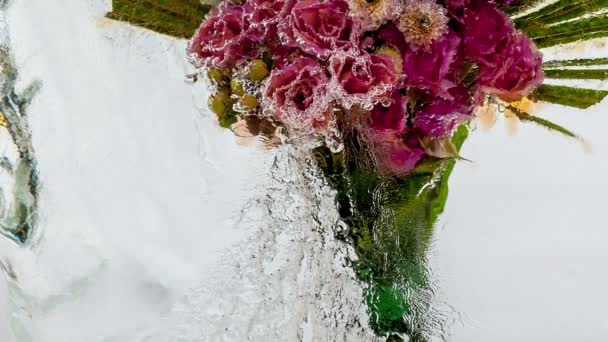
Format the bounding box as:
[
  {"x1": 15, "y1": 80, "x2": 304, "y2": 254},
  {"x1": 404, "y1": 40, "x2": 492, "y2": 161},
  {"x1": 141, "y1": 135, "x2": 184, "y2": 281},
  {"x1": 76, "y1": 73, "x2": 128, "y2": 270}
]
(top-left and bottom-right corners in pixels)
[
  {"x1": 414, "y1": 85, "x2": 474, "y2": 137},
  {"x1": 262, "y1": 56, "x2": 333, "y2": 136},
  {"x1": 187, "y1": 5, "x2": 262, "y2": 69},
  {"x1": 329, "y1": 50, "x2": 398, "y2": 109},
  {"x1": 369, "y1": 91, "x2": 407, "y2": 134},
  {"x1": 279, "y1": 0, "x2": 361, "y2": 60},
  {"x1": 349, "y1": 0, "x2": 403, "y2": 31},
  {"x1": 403, "y1": 30, "x2": 461, "y2": 96},
  {"x1": 372, "y1": 132, "x2": 426, "y2": 175},
  {"x1": 463, "y1": 0, "x2": 514, "y2": 66},
  {"x1": 244, "y1": 0, "x2": 295, "y2": 39},
  {"x1": 398, "y1": 0, "x2": 449, "y2": 50},
  {"x1": 478, "y1": 33, "x2": 544, "y2": 102}
]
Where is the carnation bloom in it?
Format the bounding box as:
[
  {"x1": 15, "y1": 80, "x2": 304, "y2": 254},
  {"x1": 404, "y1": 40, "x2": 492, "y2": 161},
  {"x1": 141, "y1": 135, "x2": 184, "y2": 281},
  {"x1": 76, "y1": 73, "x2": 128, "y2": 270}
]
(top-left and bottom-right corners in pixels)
[
  {"x1": 478, "y1": 33, "x2": 544, "y2": 102},
  {"x1": 371, "y1": 132, "x2": 426, "y2": 175},
  {"x1": 279, "y1": 0, "x2": 360, "y2": 60},
  {"x1": 348, "y1": 0, "x2": 404, "y2": 31},
  {"x1": 244, "y1": 0, "x2": 294, "y2": 39},
  {"x1": 403, "y1": 30, "x2": 461, "y2": 96},
  {"x1": 398, "y1": 0, "x2": 449, "y2": 50},
  {"x1": 262, "y1": 56, "x2": 333, "y2": 136},
  {"x1": 463, "y1": 0, "x2": 515, "y2": 66},
  {"x1": 414, "y1": 85, "x2": 474, "y2": 137},
  {"x1": 369, "y1": 92, "x2": 408, "y2": 134},
  {"x1": 187, "y1": 5, "x2": 262, "y2": 68},
  {"x1": 329, "y1": 50, "x2": 398, "y2": 109}
]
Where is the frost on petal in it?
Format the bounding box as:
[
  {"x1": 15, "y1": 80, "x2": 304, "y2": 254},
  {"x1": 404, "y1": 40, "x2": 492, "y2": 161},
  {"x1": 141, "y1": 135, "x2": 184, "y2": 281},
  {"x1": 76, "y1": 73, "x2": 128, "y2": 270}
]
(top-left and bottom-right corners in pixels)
[
  {"x1": 262, "y1": 56, "x2": 335, "y2": 138},
  {"x1": 329, "y1": 50, "x2": 397, "y2": 110},
  {"x1": 187, "y1": 5, "x2": 262, "y2": 69},
  {"x1": 278, "y1": 0, "x2": 361, "y2": 60}
]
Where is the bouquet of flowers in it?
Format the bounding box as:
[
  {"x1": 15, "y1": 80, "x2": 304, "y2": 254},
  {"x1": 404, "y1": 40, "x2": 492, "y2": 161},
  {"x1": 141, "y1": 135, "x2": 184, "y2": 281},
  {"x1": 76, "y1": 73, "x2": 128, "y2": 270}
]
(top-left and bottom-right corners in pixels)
[{"x1": 177, "y1": 0, "x2": 608, "y2": 340}]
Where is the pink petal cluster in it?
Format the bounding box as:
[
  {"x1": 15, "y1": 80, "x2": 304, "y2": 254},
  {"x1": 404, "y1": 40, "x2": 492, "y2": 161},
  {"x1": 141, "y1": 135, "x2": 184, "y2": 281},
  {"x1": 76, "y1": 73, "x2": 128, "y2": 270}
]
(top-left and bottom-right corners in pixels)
[
  {"x1": 262, "y1": 57, "x2": 333, "y2": 136},
  {"x1": 478, "y1": 33, "x2": 544, "y2": 102},
  {"x1": 329, "y1": 50, "x2": 398, "y2": 109},
  {"x1": 189, "y1": 0, "x2": 544, "y2": 175},
  {"x1": 187, "y1": 5, "x2": 262, "y2": 68},
  {"x1": 278, "y1": 0, "x2": 361, "y2": 60}
]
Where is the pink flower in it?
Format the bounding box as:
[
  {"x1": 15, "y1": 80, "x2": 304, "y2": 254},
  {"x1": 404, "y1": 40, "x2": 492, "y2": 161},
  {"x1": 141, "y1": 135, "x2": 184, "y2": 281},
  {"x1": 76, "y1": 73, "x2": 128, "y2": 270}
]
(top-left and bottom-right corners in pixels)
[
  {"x1": 478, "y1": 33, "x2": 544, "y2": 102},
  {"x1": 187, "y1": 5, "x2": 262, "y2": 68},
  {"x1": 262, "y1": 56, "x2": 333, "y2": 136},
  {"x1": 403, "y1": 30, "x2": 461, "y2": 97},
  {"x1": 371, "y1": 132, "x2": 425, "y2": 175},
  {"x1": 329, "y1": 50, "x2": 398, "y2": 109},
  {"x1": 279, "y1": 0, "x2": 361, "y2": 60},
  {"x1": 463, "y1": 1, "x2": 515, "y2": 66},
  {"x1": 244, "y1": 0, "x2": 295, "y2": 39},
  {"x1": 369, "y1": 92, "x2": 407, "y2": 134},
  {"x1": 414, "y1": 85, "x2": 474, "y2": 137}
]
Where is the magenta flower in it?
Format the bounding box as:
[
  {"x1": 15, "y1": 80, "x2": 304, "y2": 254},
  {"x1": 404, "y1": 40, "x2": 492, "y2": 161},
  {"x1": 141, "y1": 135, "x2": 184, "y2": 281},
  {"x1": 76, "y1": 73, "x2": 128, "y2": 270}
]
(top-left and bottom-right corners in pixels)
[
  {"x1": 262, "y1": 56, "x2": 333, "y2": 136},
  {"x1": 478, "y1": 33, "x2": 544, "y2": 102},
  {"x1": 279, "y1": 0, "x2": 361, "y2": 60},
  {"x1": 403, "y1": 30, "x2": 461, "y2": 97},
  {"x1": 187, "y1": 5, "x2": 262, "y2": 68},
  {"x1": 371, "y1": 132, "x2": 426, "y2": 175},
  {"x1": 369, "y1": 92, "x2": 407, "y2": 134},
  {"x1": 329, "y1": 50, "x2": 398, "y2": 109},
  {"x1": 463, "y1": 1, "x2": 514, "y2": 66},
  {"x1": 414, "y1": 85, "x2": 474, "y2": 137}
]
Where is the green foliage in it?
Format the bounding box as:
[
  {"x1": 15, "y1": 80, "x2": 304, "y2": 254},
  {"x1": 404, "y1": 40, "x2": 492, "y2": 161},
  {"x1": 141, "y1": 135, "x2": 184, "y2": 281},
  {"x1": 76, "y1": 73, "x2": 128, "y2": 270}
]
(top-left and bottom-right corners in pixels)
[
  {"x1": 504, "y1": 0, "x2": 547, "y2": 16},
  {"x1": 512, "y1": 1, "x2": 608, "y2": 48},
  {"x1": 543, "y1": 58, "x2": 608, "y2": 68},
  {"x1": 528, "y1": 14, "x2": 608, "y2": 48},
  {"x1": 543, "y1": 69, "x2": 608, "y2": 80},
  {"x1": 314, "y1": 125, "x2": 469, "y2": 340},
  {"x1": 530, "y1": 84, "x2": 608, "y2": 109},
  {"x1": 516, "y1": 0, "x2": 608, "y2": 28},
  {"x1": 107, "y1": 0, "x2": 210, "y2": 39}
]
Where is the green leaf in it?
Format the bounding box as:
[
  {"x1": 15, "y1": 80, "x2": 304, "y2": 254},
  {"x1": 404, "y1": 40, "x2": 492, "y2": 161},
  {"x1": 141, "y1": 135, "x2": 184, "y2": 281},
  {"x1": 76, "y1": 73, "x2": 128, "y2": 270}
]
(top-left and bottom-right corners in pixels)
[
  {"x1": 529, "y1": 84, "x2": 608, "y2": 109},
  {"x1": 507, "y1": 106, "x2": 580, "y2": 140},
  {"x1": 107, "y1": 0, "x2": 211, "y2": 39},
  {"x1": 505, "y1": 0, "x2": 548, "y2": 16},
  {"x1": 543, "y1": 68, "x2": 608, "y2": 80},
  {"x1": 527, "y1": 14, "x2": 608, "y2": 48},
  {"x1": 516, "y1": 0, "x2": 608, "y2": 29},
  {"x1": 543, "y1": 58, "x2": 608, "y2": 68},
  {"x1": 419, "y1": 136, "x2": 462, "y2": 159}
]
